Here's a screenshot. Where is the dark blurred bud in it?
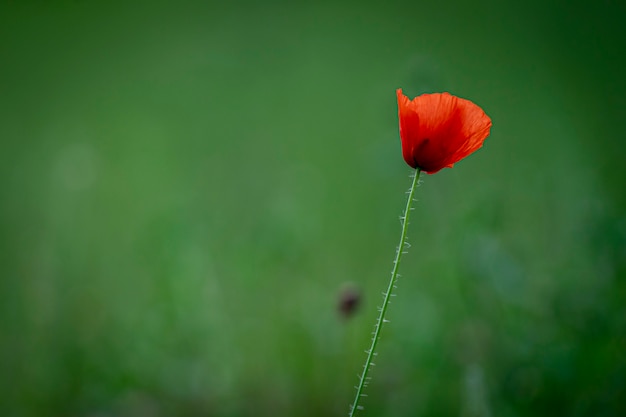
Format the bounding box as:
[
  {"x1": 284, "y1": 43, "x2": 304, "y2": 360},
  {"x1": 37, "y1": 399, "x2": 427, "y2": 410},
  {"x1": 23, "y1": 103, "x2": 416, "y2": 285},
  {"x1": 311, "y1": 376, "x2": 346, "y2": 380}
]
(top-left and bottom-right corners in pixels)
[{"x1": 338, "y1": 284, "x2": 361, "y2": 319}]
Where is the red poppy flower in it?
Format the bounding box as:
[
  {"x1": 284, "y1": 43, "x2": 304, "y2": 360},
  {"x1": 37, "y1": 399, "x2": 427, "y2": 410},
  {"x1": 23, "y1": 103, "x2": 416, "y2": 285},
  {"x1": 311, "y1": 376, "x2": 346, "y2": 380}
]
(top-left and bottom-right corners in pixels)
[{"x1": 397, "y1": 89, "x2": 492, "y2": 174}]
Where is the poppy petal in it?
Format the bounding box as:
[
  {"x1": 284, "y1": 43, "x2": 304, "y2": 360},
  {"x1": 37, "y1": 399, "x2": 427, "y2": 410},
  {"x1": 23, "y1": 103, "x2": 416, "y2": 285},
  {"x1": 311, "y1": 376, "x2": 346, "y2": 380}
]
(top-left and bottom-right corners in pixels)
[{"x1": 396, "y1": 89, "x2": 492, "y2": 174}]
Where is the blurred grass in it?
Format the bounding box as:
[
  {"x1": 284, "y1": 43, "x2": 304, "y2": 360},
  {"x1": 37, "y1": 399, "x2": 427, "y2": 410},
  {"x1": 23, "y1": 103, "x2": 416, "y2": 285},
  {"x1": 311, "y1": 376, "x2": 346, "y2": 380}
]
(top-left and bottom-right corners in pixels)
[{"x1": 1, "y1": 1, "x2": 625, "y2": 416}]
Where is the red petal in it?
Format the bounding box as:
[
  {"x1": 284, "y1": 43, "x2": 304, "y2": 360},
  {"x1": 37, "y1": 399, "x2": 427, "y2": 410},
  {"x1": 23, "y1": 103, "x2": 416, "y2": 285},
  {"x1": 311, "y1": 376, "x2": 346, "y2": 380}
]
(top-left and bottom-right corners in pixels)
[
  {"x1": 396, "y1": 89, "x2": 421, "y2": 169},
  {"x1": 396, "y1": 89, "x2": 492, "y2": 174}
]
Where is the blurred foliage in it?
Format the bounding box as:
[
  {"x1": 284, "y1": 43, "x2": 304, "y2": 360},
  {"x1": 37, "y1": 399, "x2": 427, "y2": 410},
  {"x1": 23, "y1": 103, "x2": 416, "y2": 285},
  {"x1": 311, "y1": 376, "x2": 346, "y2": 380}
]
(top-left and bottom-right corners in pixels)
[{"x1": 0, "y1": 1, "x2": 625, "y2": 416}]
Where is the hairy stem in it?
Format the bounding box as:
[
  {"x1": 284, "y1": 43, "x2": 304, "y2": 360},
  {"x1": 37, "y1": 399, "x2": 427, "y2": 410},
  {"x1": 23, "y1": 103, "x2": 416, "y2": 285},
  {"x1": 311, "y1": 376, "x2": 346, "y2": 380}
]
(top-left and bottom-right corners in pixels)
[{"x1": 349, "y1": 168, "x2": 421, "y2": 416}]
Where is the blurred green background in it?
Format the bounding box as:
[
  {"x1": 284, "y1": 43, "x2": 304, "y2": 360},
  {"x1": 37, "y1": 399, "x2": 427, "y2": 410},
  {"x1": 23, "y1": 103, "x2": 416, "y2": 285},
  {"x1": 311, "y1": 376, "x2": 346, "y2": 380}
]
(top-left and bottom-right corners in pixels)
[{"x1": 1, "y1": 1, "x2": 625, "y2": 416}]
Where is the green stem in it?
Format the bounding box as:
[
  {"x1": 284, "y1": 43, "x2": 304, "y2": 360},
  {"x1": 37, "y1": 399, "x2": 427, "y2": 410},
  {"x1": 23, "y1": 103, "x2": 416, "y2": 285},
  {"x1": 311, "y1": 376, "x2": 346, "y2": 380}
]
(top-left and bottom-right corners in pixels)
[{"x1": 349, "y1": 168, "x2": 421, "y2": 416}]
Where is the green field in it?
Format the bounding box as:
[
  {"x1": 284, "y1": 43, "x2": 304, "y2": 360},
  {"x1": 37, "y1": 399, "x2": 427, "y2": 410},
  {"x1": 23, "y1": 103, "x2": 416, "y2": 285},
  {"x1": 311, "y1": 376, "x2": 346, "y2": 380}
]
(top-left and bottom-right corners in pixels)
[{"x1": 1, "y1": 1, "x2": 625, "y2": 416}]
